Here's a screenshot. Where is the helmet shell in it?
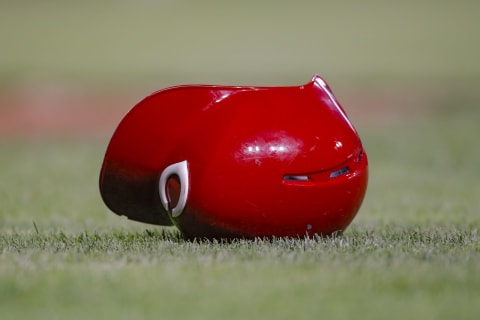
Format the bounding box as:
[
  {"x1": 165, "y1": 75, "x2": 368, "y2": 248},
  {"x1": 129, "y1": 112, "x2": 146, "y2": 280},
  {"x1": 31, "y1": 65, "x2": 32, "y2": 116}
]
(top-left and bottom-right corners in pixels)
[{"x1": 99, "y1": 75, "x2": 368, "y2": 239}]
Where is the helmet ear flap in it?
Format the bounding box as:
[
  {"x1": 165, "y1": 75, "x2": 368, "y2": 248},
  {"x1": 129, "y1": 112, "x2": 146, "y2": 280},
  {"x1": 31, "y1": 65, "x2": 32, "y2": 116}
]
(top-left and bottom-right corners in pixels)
[{"x1": 158, "y1": 160, "x2": 189, "y2": 218}]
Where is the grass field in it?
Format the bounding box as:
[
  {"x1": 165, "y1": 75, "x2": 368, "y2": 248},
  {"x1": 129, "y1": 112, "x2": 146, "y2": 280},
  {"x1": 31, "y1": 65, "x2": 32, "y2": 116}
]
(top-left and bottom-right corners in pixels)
[{"x1": 1, "y1": 1, "x2": 480, "y2": 319}]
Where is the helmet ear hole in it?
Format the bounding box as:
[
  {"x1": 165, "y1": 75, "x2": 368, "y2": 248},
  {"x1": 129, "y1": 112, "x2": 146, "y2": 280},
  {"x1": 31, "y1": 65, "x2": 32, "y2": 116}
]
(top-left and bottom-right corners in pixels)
[
  {"x1": 158, "y1": 160, "x2": 189, "y2": 217},
  {"x1": 165, "y1": 175, "x2": 181, "y2": 210}
]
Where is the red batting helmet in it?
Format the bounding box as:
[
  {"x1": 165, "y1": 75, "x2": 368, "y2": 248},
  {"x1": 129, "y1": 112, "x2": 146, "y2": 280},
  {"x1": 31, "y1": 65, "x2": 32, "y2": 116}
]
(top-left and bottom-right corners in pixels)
[{"x1": 99, "y1": 75, "x2": 368, "y2": 239}]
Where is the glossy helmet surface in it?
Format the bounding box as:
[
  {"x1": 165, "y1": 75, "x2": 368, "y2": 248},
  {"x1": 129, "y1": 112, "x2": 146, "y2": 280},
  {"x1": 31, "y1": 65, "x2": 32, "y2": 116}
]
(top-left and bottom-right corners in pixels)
[{"x1": 99, "y1": 75, "x2": 368, "y2": 239}]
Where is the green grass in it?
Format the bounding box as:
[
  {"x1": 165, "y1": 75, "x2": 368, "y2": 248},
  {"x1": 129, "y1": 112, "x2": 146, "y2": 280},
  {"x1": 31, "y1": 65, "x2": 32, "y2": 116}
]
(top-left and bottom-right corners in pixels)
[
  {"x1": 1, "y1": 228, "x2": 479, "y2": 320},
  {"x1": 1, "y1": 110, "x2": 479, "y2": 319}
]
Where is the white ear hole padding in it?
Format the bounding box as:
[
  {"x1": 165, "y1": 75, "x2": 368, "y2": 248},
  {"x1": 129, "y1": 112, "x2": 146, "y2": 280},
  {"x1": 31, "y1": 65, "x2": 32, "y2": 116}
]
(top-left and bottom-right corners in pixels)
[{"x1": 159, "y1": 160, "x2": 189, "y2": 218}]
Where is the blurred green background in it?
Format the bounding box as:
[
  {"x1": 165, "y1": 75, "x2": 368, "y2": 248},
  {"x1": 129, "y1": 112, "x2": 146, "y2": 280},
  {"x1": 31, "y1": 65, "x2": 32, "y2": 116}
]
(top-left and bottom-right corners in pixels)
[
  {"x1": 1, "y1": 0, "x2": 478, "y2": 228},
  {"x1": 1, "y1": 0, "x2": 479, "y2": 89}
]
